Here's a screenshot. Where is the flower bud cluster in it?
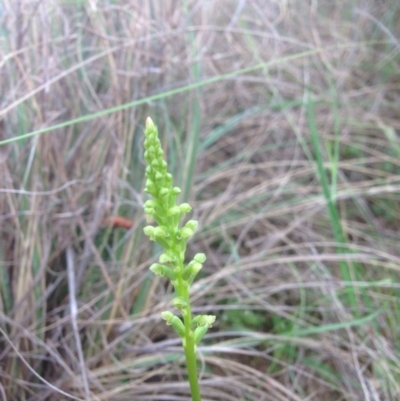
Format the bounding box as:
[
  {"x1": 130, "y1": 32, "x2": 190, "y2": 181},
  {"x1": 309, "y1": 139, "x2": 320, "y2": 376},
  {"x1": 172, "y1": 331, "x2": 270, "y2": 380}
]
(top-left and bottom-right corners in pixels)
[
  {"x1": 143, "y1": 117, "x2": 215, "y2": 346},
  {"x1": 161, "y1": 310, "x2": 216, "y2": 345}
]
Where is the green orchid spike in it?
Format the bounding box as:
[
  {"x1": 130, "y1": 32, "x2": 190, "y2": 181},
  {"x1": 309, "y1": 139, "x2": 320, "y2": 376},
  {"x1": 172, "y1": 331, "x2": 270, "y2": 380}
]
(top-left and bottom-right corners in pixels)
[{"x1": 143, "y1": 117, "x2": 215, "y2": 401}]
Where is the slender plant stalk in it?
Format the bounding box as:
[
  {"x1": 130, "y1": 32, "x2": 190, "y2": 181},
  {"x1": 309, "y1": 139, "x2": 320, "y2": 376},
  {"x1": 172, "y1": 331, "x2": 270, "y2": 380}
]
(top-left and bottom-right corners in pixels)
[
  {"x1": 142, "y1": 117, "x2": 215, "y2": 401},
  {"x1": 184, "y1": 318, "x2": 202, "y2": 401}
]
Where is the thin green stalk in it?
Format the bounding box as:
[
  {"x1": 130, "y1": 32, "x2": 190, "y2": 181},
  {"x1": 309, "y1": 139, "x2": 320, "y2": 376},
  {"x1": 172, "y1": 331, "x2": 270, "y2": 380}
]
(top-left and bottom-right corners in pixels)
[
  {"x1": 142, "y1": 118, "x2": 215, "y2": 401},
  {"x1": 183, "y1": 312, "x2": 202, "y2": 401}
]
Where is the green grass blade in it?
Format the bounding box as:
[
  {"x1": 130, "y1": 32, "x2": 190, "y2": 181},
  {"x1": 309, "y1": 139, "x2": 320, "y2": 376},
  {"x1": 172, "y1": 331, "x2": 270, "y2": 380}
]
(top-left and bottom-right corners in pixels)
[{"x1": 306, "y1": 94, "x2": 357, "y2": 310}]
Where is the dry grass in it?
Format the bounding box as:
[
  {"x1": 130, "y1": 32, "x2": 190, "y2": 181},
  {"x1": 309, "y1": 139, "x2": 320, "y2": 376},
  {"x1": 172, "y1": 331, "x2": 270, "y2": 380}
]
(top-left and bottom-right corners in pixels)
[{"x1": 1, "y1": 1, "x2": 400, "y2": 400}]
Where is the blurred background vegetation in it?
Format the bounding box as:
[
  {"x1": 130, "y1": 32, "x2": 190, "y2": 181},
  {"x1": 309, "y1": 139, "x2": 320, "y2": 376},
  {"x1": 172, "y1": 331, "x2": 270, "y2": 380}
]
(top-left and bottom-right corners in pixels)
[{"x1": 1, "y1": 1, "x2": 400, "y2": 400}]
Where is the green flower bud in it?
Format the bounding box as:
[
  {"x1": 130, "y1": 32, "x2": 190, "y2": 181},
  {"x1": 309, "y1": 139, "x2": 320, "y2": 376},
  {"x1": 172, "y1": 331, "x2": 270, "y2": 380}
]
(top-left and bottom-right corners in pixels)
[
  {"x1": 167, "y1": 206, "x2": 180, "y2": 216},
  {"x1": 153, "y1": 226, "x2": 167, "y2": 238},
  {"x1": 191, "y1": 314, "x2": 216, "y2": 331},
  {"x1": 191, "y1": 315, "x2": 201, "y2": 329},
  {"x1": 144, "y1": 201, "x2": 156, "y2": 217},
  {"x1": 182, "y1": 261, "x2": 202, "y2": 281},
  {"x1": 146, "y1": 116, "x2": 155, "y2": 129},
  {"x1": 155, "y1": 172, "x2": 163, "y2": 181},
  {"x1": 150, "y1": 263, "x2": 177, "y2": 280},
  {"x1": 198, "y1": 315, "x2": 216, "y2": 327},
  {"x1": 143, "y1": 225, "x2": 155, "y2": 239},
  {"x1": 159, "y1": 187, "x2": 169, "y2": 197},
  {"x1": 171, "y1": 187, "x2": 181, "y2": 195},
  {"x1": 194, "y1": 253, "x2": 206, "y2": 263},
  {"x1": 144, "y1": 179, "x2": 155, "y2": 193},
  {"x1": 161, "y1": 310, "x2": 173, "y2": 322},
  {"x1": 180, "y1": 227, "x2": 194, "y2": 239},
  {"x1": 185, "y1": 220, "x2": 198, "y2": 231},
  {"x1": 161, "y1": 311, "x2": 185, "y2": 338},
  {"x1": 146, "y1": 133, "x2": 155, "y2": 143},
  {"x1": 194, "y1": 325, "x2": 209, "y2": 345},
  {"x1": 179, "y1": 203, "x2": 192, "y2": 213},
  {"x1": 159, "y1": 253, "x2": 174, "y2": 263},
  {"x1": 144, "y1": 200, "x2": 156, "y2": 208},
  {"x1": 149, "y1": 263, "x2": 164, "y2": 276},
  {"x1": 151, "y1": 159, "x2": 160, "y2": 168}
]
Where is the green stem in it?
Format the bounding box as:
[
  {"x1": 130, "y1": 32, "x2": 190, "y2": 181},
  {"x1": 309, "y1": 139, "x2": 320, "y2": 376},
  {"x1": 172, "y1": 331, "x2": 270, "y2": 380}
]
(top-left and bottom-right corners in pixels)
[
  {"x1": 183, "y1": 312, "x2": 201, "y2": 401},
  {"x1": 176, "y1": 259, "x2": 201, "y2": 400}
]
